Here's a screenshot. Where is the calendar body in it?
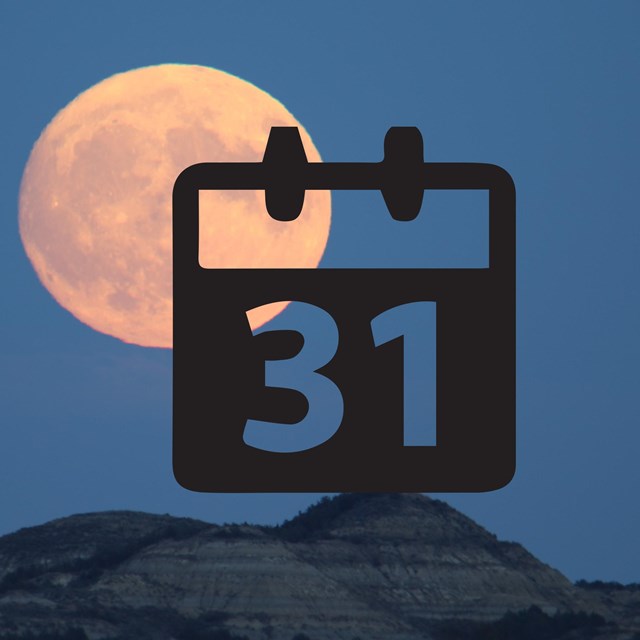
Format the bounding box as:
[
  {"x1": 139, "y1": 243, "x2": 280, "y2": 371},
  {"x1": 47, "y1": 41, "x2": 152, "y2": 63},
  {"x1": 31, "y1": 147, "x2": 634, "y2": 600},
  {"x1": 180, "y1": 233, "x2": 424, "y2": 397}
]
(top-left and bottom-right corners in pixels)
[{"x1": 173, "y1": 130, "x2": 515, "y2": 492}]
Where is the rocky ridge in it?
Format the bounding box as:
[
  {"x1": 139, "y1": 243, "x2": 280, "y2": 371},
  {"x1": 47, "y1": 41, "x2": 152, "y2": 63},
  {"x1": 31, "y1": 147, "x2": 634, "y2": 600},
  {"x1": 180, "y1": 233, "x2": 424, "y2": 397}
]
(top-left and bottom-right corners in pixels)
[{"x1": 0, "y1": 494, "x2": 637, "y2": 639}]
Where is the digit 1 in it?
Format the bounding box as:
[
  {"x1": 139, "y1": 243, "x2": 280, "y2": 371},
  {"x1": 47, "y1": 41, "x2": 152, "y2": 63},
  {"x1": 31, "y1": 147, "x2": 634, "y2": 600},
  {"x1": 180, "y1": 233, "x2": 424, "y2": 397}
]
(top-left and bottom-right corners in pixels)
[{"x1": 371, "y1": 302, "x2": 437, "y2": 447}]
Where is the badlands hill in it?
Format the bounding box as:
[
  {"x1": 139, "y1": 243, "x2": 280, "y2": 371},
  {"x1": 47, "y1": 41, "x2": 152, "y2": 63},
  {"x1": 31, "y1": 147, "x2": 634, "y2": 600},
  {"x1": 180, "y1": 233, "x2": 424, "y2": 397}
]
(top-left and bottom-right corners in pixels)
[{"x1": 0, "y1": 493, "x2": 638, "y2": 639}]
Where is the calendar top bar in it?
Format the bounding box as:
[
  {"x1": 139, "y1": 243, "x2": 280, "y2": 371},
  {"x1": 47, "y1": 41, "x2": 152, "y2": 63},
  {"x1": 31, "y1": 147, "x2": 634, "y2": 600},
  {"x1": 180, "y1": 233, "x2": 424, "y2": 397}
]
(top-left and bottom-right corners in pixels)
[
  {"x1": 173, "y1": 127, "x2": 515, "y2": 224},
  {"x1": 173, "y1": 127, "x2": 515, "y2": 272}
]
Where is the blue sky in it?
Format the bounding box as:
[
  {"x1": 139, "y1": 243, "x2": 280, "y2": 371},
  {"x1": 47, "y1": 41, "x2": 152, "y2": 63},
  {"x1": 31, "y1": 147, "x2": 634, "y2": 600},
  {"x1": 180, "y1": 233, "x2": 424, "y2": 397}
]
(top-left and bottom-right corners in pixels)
[{"x1": 1, "y1": 2, "x2": 639, "y2": 583}]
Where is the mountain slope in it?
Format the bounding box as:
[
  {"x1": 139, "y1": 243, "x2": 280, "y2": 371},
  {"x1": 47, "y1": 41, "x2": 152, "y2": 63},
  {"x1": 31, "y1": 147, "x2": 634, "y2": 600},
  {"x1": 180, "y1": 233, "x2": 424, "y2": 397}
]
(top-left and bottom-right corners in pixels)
[{"x1": 0, "y1": 494, "x2": 636, "y2": 640}]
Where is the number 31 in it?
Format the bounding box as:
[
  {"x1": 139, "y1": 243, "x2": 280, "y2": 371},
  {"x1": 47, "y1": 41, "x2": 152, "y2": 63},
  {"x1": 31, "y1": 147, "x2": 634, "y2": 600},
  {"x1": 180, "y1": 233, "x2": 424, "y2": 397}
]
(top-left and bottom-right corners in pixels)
[{"x1": 243, "y1": 301, "x2": 436, "y2": 453}]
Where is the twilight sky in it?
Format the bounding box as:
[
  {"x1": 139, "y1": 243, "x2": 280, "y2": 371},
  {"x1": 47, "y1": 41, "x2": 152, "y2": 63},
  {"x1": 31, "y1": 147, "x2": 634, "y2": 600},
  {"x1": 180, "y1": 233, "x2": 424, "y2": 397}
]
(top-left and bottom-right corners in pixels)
[{"x1": 1, "y1": 1, "x2": 639, "y2": 583}]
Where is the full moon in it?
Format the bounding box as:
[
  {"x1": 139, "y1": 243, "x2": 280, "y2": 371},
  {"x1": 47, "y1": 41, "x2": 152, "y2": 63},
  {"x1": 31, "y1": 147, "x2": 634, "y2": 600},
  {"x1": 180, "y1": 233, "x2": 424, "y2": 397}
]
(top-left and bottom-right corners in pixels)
[{"x1": 19, "y1": 64, "x2": 331, "y2": 348}]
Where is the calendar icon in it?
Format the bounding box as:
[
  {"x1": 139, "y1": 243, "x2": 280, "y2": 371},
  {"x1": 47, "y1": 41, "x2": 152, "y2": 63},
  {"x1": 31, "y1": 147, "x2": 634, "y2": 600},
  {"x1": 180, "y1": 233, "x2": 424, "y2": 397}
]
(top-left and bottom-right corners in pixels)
[{"x1": 173, "y1": 127, "x2": 515, "y2": 492}]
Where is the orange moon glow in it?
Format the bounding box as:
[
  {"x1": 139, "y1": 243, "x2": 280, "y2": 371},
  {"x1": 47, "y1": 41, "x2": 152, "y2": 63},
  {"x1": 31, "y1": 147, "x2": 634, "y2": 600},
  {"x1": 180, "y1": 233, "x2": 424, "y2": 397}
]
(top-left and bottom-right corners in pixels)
[{"x1": 19, "y1": 64, "x2": 331, "y2": 348}]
